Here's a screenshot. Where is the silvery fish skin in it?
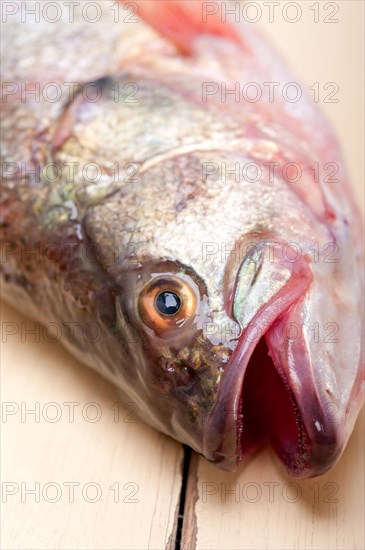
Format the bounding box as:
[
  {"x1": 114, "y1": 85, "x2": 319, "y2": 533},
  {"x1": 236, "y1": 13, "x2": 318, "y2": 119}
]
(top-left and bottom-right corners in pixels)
[{"x1": 1, "y1": 1, "x2": 363, "y2": 476}]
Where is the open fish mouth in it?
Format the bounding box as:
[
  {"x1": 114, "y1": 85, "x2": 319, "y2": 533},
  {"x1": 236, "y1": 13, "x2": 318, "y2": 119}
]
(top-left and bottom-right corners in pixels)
[
  {"x1": 203, "y1": 239, "x2": 340, "y2": 477},
  {"x1": 236, "y1": 330, "x2": 338, "y2": 477},
  {"x1": 238, "y1": 335, "x2": 309, "y2": 473}
]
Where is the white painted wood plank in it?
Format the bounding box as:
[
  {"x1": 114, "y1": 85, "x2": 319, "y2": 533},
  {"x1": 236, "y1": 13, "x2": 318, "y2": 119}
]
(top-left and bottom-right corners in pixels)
[
  {"x1": 185, "y1": 413, "x2": 364, "y2": 550},
  {"x1": 1, "y1": 300, "x2": 183, "y2": 550}
]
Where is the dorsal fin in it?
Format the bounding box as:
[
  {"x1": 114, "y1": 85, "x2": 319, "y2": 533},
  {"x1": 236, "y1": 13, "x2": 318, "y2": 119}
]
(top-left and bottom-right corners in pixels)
[{"x1": 119, "y1": 0, "x2": 243, "y2": 55}]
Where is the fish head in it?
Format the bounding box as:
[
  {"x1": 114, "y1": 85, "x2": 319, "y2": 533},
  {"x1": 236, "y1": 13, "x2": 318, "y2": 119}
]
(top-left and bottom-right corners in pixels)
[
  {"x1": 80, "y1": 148, "x2": 362, "y2": 478},
  {"x1": 51, "y1": 74, "x2": 363, "y2": 478}
]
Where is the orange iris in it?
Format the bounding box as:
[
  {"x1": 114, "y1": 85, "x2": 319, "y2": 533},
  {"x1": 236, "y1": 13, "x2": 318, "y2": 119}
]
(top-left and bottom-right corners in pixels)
[{"x1": 138, "y1": 276, "x2": 197, "y2": 335}]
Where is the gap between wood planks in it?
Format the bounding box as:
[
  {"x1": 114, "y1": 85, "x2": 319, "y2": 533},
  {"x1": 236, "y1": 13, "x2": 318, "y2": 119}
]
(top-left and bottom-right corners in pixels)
[{"x1": 167, "y1": 446, "x2": 199, "y2": 550}]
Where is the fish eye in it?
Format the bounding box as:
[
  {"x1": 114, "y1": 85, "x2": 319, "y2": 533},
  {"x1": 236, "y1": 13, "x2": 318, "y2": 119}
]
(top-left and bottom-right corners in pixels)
[{"x1": 138, "y1": 276, "x2": 197, "y2": 334}]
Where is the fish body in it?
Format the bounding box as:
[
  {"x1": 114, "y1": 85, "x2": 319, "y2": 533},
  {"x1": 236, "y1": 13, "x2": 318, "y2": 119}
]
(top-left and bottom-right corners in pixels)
[{"x1": 1, "y1": 0, "x2": 363, "y2": 476}]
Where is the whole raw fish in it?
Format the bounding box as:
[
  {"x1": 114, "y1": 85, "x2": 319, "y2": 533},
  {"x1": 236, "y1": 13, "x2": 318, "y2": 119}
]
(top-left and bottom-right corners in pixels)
[{"x1": 1, "y1": 0, "x2": 363, "y2": 476}]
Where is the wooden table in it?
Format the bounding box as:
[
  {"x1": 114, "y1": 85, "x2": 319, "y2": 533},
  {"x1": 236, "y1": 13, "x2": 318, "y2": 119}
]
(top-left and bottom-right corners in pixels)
[{"x1": 1, "y1": 2, "x2": 364, "y2": 549}]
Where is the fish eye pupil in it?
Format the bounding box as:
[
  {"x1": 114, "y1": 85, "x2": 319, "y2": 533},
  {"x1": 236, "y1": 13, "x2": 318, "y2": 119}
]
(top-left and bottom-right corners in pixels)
[{"x1": 155, "y1": 291, "x2": 181, "y2": 316}]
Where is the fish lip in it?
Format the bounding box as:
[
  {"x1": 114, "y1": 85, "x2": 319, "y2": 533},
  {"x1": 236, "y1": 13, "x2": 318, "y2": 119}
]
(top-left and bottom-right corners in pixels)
[{"x1": 265, "y1": 311, "x2": 343, "y2": 476}]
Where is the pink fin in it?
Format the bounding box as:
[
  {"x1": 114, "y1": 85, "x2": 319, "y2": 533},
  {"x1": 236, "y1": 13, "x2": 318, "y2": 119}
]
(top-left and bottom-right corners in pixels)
[{"x1": 119, "y1": 0, "x2": 243, "y2": 55}]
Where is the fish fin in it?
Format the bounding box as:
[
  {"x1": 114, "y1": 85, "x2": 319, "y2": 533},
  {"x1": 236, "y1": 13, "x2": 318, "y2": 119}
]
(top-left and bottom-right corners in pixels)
[{"x1": 118, "y1": 0, "x2": 243, "y2": 55}]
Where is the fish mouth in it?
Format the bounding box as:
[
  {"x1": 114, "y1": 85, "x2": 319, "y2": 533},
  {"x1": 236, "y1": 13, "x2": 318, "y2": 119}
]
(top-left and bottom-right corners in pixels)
[
  {"x1": 203, "y1": 239, "x2": 340, "y2": 476},
  {"x1": 239, "y1": 324, "x2": 340, "y2": 476},
  {"x1": 237, "y1": 335, "x2": 308, "y2": 472}
]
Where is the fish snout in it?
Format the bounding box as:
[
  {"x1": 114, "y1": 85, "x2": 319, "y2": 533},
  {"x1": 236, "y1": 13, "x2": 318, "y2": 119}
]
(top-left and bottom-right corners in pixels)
[{"x1": 204, "y1": 237, "x2": 362, "y2": 476}]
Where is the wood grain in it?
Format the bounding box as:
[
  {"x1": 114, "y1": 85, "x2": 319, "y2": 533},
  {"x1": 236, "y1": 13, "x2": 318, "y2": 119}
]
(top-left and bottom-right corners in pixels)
[
  {"x1": 0, "y1": 300, "x2": 183, "y2": 550},
  {"x1": 187, "y1": 412, "x2": 364, "y2": 550}
]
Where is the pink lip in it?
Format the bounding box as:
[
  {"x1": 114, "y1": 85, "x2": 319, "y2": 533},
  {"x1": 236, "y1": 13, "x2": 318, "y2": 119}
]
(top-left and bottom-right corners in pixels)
[{"x1": 264, "y1": 306, "x2": 341, "y2": 476}]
